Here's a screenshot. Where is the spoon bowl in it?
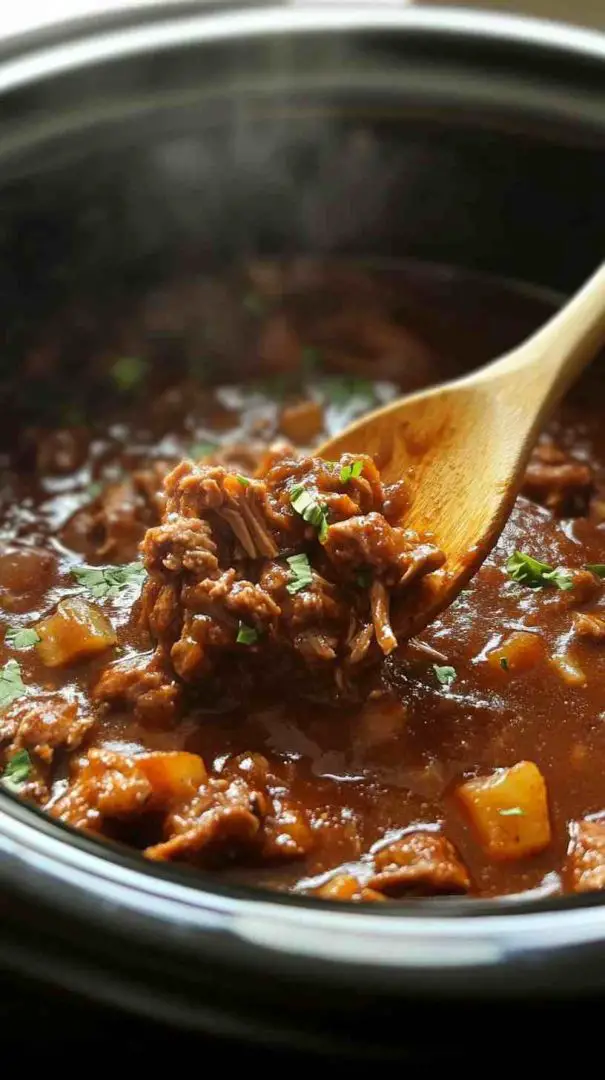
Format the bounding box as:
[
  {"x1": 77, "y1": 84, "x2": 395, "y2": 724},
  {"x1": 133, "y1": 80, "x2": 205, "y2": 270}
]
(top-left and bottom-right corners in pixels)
[{"x1": 320, "y1": 263, "x2": 605, "y2": 639}]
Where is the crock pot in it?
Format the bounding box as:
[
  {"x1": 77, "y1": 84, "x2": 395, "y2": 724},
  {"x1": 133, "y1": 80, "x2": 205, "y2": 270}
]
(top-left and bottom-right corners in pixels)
[{"x1": 0, "y1": 2, "x2": 604, "y2": 1055}]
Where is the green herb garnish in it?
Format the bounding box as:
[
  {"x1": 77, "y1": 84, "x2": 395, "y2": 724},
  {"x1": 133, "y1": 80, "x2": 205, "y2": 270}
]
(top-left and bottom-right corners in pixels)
[
  {"x1": 2, "y1": 749, "x2": 31, "y2": 792},
  {"x1": 73, "y1": 562, "x2": 146, "y2": 600},
  {"x1": 5, "y1": 628, "x2": 40, "y2": 650},
  {"x1": 86, "y1": 480, "x2": 103, "y2": 500},
  {"x1": 236, "y1": 474, "x2": 250, "y2": 487},
  {"x1": 500, "y1": 657, "x2": 509, "y2": 671},
  {"x1": 290, "y1": 485, "x2": 329, "y2": 542},
  {"x1": 340, "y1": 460, "x2": 364, "y2": 484},
  {"x1": 190, "y1": 442, "x2": 217, "y2": 460},
  {"x1": 0, "y1": 660, "x2": 25, "y2": 710},
  {"x1": 302, "y1": 346, "x2": 321, "y2": 375},
  {"x1": 236, "y1": 622, "x2": 258, "y2": 645},
  {"x1": 506, "y1": 551, "x2": 573, "y2": 591},
  {"x1": 110, "y1": 357, "x2": 148, "y2": 392},
  {"x1": 586, "y1": 564, "x2": 605, "y2": 578},
  {"x1": 286, "y1": 553, "x2": 313, "y2": 595},
  {"x1": 355, "y1": 568, "x2": 373, "y2": 589},
  {"x1": 499, "y1": 807, "x2": 525, "y2": 817},
  {"x1": 321, "y1": 377, "x2": 376, "y2": 407},
  {"x1": 433, "y1": 664, "x2": 456, "y2": 688}
]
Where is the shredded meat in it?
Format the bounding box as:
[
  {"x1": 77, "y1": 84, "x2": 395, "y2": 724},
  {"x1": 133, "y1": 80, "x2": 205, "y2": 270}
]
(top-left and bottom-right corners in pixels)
[
  {"x1": 565, "y1": 819, "x2": 605, "y2": 893},
  {"x1": 134, "y1": 452, "x2": 445, "y2": 704},
  {"x1": 0, "y1": 695, "x2": 94, "y2": 763},
  {"x1": 367, "y1": 832, "x2": 471, "y2": 896},
  {"x1": 523, "y1": 441, "x2": 593, "y2": 517}
]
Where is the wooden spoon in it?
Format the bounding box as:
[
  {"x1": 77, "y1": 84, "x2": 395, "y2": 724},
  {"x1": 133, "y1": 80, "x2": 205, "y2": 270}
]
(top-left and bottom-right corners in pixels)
[{"x1": 319, "y1": 262, "x2": 605, "y2": 640}]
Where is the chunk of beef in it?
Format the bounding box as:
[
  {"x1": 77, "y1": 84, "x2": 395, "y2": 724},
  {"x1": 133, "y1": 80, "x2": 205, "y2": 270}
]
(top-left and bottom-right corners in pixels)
[
  {"x1": 62, "y1": 462, "x2": 170, "y2": 562},
  {"x1": 565, "y1": 819, "x2": 605, "y2": 893},
  {"x1": 367, "y1": 831, "x2": 471, "y2": 896},
  {"x1": 135, "y1": 452, "x2": 444, "y2": 706},
  {"x1": 0, "y1": 695, "x2": 94, "y2": 763},
  {"x1": 51, "y1": 749, "x2": 154, "y2": 831},
  {"x1": 522, "y1": 441, "x2": 593, "y2": 517},
  {"x1": 93, "y1": 652, "x2": 181, "y2": 726},
  {"x1": 314, "y1": 873, "x2": 386, "y2": 902}
]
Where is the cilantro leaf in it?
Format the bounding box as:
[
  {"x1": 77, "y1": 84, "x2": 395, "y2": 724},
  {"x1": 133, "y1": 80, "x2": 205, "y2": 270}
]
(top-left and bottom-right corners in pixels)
[
  {"x1": 236, "y1": 474, "x2": 250, "y2": 487},
  {"x1": 73, "y1": 562, "x2": 146, "y2": 600},
  {"x1": 500, "y1": 657, "x2": 509, "y2": 671},
  {"x1": 0, "y1": 660, "x2": 25, "y2": 710},
  {"x1": 110, "y1": 357, "x2": 148, "y2": 392},
  {"x1": 286, "y1": 553, "x2": 313, "y2": 595},
  {"x1": 321, "y1": 377, "x2": 376, "y2": 408},
  {"x1": 433, "y1": 664, "x2": 456, "y2": 688},
  {"x1": 506, "y1": 551, "x2": 573, "y2": 591},
  {"x1": 586, "y1": 564, "x2": 605, "y2": 578},
  {"x1": 5, "y1": 628, "x2": 40, "y2": 650},
  {"x1": 236, "y1": 622, "x2": 258, "y2": 645},
  {"x1": 290, "y1": 485, "x2": 329, "y2": 542},
  {"x1": 2, "y1": 749, "x2": 31, "y2": 791},
  {"x1": 499, "y1": 807, "x2": 525, "y2": 817},
  {"x1": 340, "y1": 460, "x2": 364, "y2": 484}
]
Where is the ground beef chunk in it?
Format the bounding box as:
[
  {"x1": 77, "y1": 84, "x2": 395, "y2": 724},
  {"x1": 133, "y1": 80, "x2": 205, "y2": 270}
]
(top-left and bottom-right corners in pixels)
[
  {"x1": 522, "y1": 441, "x2": 593, "y2": 517},
  {"x1": 0, "y1": 695, "x2": 94, "y2": 763},
  {"x1": 366, "y1": 832, "x2": 471, "y2": 896},
  {"x1": 565, "y1": 819, "x2": 605, "y2": 893},
  {"x1": 137, "y1": 452, "x2": 445, "y2": 702}
]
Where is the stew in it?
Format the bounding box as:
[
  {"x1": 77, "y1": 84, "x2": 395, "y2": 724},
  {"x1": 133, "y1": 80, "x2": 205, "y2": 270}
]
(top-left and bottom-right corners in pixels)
[{"x1": 2, "y1": 258, "x2": 605, "y2": 903}]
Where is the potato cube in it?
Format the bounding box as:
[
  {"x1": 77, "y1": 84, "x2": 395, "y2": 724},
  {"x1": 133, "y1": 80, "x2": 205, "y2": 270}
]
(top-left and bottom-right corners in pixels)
[
  {"x1": 137, "y1": 751, "x2": 207, "y2": 808},
  {"x1": 36, "y1": 597, "x2": 117, "y2": 667},
  {"x1": 486, "y1": 631, "x2": 543, "y2": 674},
  {"x1": 456, "y1": 761, "x2": 551, "y2": 860}
]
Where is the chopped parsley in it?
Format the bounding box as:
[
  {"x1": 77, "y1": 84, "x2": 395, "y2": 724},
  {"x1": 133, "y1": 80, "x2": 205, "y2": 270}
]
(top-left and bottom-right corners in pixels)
[
  {"x1": 0, "y1": 660, "x2": 25, "y2": 710},
  {"x1": 499, "y1": 807, "x2": 525, "y2": 817},
  {"x1": 87, "y1": 480, "x2": 103, "y2": 500},
  {"x1": 340, "y1": 460, "x2": 364, "y2": 484},
  {"x1": 5, "y1": 628, "x2": 40, "y2": 650},
  {"x1": 2, "y1": 749, "x2": 32, "y2": 792},
  {"x1": 302, "y1": 346, "x2": 321, "y2": 375},
  {"x1": 110, "y1": 356, "x2": 148, "y2": 392},
  {"x1": 586, "y1": 564, "x2": 605, "y2": 578},
  {"x1": 73, "y1": 562, "x2": 146, "y2": 600},
  {"x1": 506, "y1": 551, "x2": 573, "y2": 591},
  {"x1": 243, "y1": 292, "x2": 267, "y2": 318},
  {"x1": 433, "y1": 664, "x2": 456, "y2": 688},
  {"x1": 236, "y1": 474, "x2": 250, "y2": 487},
  {"x1": 286, "y1": 553, "x2": 313, "y2": 595},
  {"x1": 321, "y1": 377, "x2": 376, "y2": 408},
  {"x1": 190, "y1": 441, "x2": 217, "y2": 460},
  {"x1": 500, "y1": 657, "x2": 509, "y2": 671},
  {"x1": 356, "y1": 568, "x2": 373, "y2": 589},
  {"x1": 290, "y1": 485, "x2": 329, "y2": 542},
  {"x1": 236, "y1": 622, "x2": 258, "y2": 645}
]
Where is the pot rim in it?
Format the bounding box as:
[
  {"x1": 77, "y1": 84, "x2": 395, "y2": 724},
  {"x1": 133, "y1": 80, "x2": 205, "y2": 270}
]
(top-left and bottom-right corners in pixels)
[{"x1": 0, "y1": 1, "x2": 604, "y2": 1009}]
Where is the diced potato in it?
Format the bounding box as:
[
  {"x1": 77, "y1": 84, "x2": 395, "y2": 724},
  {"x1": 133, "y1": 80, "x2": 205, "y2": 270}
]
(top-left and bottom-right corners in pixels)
[
  {"x1": 137, "y1": 751, "x2": 207, "y2": 808},
  {"x1": 456, "y1": 761, "x2": 551, "y2": 861},
  {"x1": 279, "y1": 400, "x2": 324, "y2": 443},
  {"x1": 549, "y1": 652, "x2": 587, "y2": 687},
  {"x1": 315, "y1": 873, "x2": 385, "y2": 902},
  {"x1": 486, "y1": 630, "x2": 543, "y2": 674},
  {"x1": 36, "y1": 597, "x2": 117, "y2": 667}
]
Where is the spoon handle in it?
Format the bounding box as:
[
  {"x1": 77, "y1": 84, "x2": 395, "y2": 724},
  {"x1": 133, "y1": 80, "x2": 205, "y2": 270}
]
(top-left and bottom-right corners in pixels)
[{"x1": 483, "y1": 262, "x2": 605, "y2": 410}]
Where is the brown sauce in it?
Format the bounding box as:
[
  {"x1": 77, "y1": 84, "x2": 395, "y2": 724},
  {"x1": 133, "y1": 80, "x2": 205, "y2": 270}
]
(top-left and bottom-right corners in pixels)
[{"x1": 1, "y1": 258, "x2": 605, "y2": 902}]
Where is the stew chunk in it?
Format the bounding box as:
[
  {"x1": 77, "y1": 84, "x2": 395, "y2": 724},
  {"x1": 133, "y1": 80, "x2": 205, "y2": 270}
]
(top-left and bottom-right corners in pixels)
[
  {"x1": 456, "y1": 761, "x2": 551, "y2": 860},
  {"x1": 565, "y1": 819, "x2": 605, "y2": 893}
]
